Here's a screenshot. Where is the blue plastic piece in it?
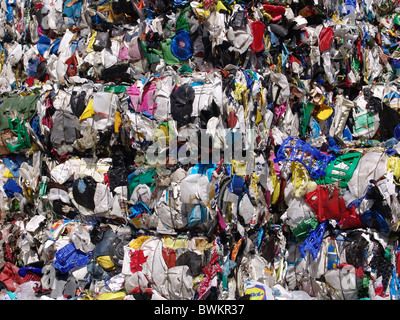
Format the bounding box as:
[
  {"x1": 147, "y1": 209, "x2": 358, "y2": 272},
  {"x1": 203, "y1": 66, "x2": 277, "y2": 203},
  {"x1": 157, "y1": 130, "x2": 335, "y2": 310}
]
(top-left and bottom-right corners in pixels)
[
  {"x1": 299, "y1": 220, "x2": 328, "y2": 260},
  {"x1": 6, "y1": 2, "x2": 14, "y2": 21},
  {"x1": 189, "y1": 163, "x2": 217, "y2": 180},
  {"x1": 37, "y1": 36, "x2": 52, "y2": 57},
  {"x1": 18, "y1": 267, "x2": 42, "y2": 277},
  {"x1": 26, "y1": 56, "x2": 41, "y2": 78},
  {"x1": 345, "y1": 0, "x2": 356, "y2": 14},
  {"x1": 242, "y1": 69, "x2": 254, "y2": 93},
  {"x1": 274, "y1": 137, "x2": 336, "y2": 179},
  {"x1": 310, "y1": 118, "x2": 320, "y2": 139},
  {"x1": 328, "y1": 136, "x2": 341, "y2": 154},
  {"x1": 342, "y1": 125, "x2": 353, "y2": 142},
  {"x1": 222, "y1": 258, "x2": 237, "y2": 278},
  {"x1": 327, "y1": 242, "x2": 339, "y2": 270},
  {"x1": 77, "y1": 179, "x2": 87, "y2": 193},
  {"x1": 49, "y1": 38, "x2": 61, "y2": 55},
  {"x1": 129, "y1": 201, "x2": 151, "y2": 219},
  {"x1": 270, "y1": 31, "x2": 279, "y2": 47},
  {"x1": 360, "y1": 210, "x2": 389, "y2": 233},
  {"x1": 3, "y1": 178, "x2": 23, "y2": 197},
  {"x1": 390, "y1": 269, "x2": 400, "y2": 300},
  {"x1": 188, "y1": 204, "x2": 207, "y2": 227},
  {"x1": 170, "y1": 30, "x2": 193, "y2": 61},
  {"x1": 255, "y1": 226, "x2": 264, "y2": 250},
  {"x1": 394, "y1": 123, "x2": 400, "y2": 140},
  {"x1": 229, "y1": 175, "x2": 244, "y2": 196},
  {"x1": 2, "y1": 156, "x2": 25, "y2": 178},
  {"x1": 53, "y1": 242, "x2": 92, "y2": 274},
  {"x1": 63, "y1": 0, "x2": 82, "y2": 22},
  {"x1": 31, "y1": 115, "x2": 41, "y2": 137},
  {"x1": 383, "y1": 140, "x2": 398, "y2": 149}
]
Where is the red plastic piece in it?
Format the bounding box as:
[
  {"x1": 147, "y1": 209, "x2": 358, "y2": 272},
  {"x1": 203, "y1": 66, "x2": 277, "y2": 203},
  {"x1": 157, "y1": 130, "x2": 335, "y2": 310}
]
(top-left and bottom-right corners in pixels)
[
  {"x1": 304, "y1": 185, "x2": 363, "y2": 229},
  {"x1": 250, "y1": 21, "x2": 265, "y2": 52},
  {"x1": 262, "y1": 4, "x2": 286, "y2": 21},
  {"x1": 319, "y1": 26, "x2": 334, "y2": 52}
]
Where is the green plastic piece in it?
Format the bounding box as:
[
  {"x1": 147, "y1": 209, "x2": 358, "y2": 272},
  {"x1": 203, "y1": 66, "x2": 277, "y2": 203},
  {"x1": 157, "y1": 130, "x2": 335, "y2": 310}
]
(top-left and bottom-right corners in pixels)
[
  {"x1": 0, "y1": 92, "x2": 40, "y2": 131},
  {"x1": 160, "y1": 38, "x2": 181, "y2": 65},
  {"x1": 7, "y1": 117, "x2": 31, "y2": 152},
  {"x1": 384, "y1": 247, "x2": 392, "y2": 261},
  {"x1": 323, "y1": 152, "x2": 362, "y2": 187},
  {"x1": 179, "y1": 64, "x2": 194, "y2": 73},
  {"x1": 301, "y1": 101, "x2": 316, "y2": 137},
  {"x1": 291, "y1": 217, "x2": 319, "y2": 242},
  {"x1": 353, "y1": 109, "x2": 375, "y2": 135},
  {"x1": 104, "y1": 85, "x2": 128, "y2": 93},
  {"x1": 39, "y1": 179, "x2": 47, "y2": 197},
  {"x1": 10, "y1": 198, "x2": 20, "y2": 212},
  {"x1": 394, "y1": 14, "x2": 400, "y2": 26},
  {"x1": 128, "y1": 168, "x2": 157, "y2": 198},
  {"x1": 358, "y1": 274, "x2": 370, "y2": 300},
  {"x1": 138, "y1": 39, "x2": 160, "y2": 65},
  {"x1": 176, "y1": 6, "x2": 191, "y2": 32}
]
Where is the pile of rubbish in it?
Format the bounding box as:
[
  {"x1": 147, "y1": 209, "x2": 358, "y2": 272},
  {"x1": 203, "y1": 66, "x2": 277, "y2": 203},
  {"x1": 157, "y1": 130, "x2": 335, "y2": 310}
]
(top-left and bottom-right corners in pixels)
[{"x1": 1, "y1": 0, "x2": 400, "y2": 300}]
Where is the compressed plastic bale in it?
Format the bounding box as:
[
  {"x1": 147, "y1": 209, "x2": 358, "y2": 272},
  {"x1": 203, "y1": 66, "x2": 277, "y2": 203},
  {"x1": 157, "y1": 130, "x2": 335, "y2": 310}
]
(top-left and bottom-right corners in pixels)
[{"x1": 4, "y1": 0, "x2": 400, "y2": 302}]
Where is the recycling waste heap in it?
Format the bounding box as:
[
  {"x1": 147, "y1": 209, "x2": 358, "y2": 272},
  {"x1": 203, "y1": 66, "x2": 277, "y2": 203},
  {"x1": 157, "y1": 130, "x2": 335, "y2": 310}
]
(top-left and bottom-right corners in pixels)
[{"x1": 2, "y1": 0, "x2": 400, "y2": 301}]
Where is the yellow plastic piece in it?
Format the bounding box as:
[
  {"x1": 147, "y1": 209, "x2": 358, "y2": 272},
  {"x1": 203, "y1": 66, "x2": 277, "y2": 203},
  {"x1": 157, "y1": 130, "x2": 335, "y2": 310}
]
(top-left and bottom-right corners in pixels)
[
  {"x1": 232, "y1": 159, "x2": 247, "y2": 176},
  {"x1": 255, "y1": 108, "x2": 263, "y2": 124},
  {"x1": 387, "y1": 156, "x2": 400, "y2": 182},
  {"x1": 291, "y1": 162, "x2": 317, "y2": 197},
  {"x1": 79, "y1": 98, "x2": 96, "y2": 120},
  {"x1": 86, "y1": 31, "x2": 97, "y2": 53},
  {"x1": 3, "y1": 169, "x2": 14, "y2": 178},
  {"x1": 96, "y1": 291, "x2": 126, "y2": 300},
  {"x1": 234, "y1": 83, "x2": 247, "y2": 102},
  {"x1": 129, "y1": 235, "x2": 152, "y2": 249},
  {"x1": 194, "y1": 2, "x2": 210, "y2": 22},
  {"x1": 163, "y1": 236, "x2": 188, "y2": 249},
  {"x1": 97, "y1": 2, "x2": 115, "y2": 23},
  {"x1": 269, "y1": 159, "x2": 280, "y2": 205},
  {"x1": 96, "y1": 255, "x2": 116, "y2": 271},
  {"x1": 114, "y1": 111, "x2": 121, "y2": 133},
  {"x1": 216, "y1": 1, "x2": 228, "y2": 12},
  {"x1": 316, "y1": 104, "x2": 333, "y2": 121},
  {"x1": 258, "y1": 87, "x2": 266, "y2": 107},
  {"x1": 250, "y1": 173, "x2": 260, "y2": 198}
]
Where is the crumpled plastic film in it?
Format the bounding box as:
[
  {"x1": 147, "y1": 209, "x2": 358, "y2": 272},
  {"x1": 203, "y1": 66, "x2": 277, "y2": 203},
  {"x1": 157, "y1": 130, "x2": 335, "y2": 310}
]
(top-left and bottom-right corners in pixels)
[{"x1": 2, "y1": 0, "x2": 400, "y2": 301}]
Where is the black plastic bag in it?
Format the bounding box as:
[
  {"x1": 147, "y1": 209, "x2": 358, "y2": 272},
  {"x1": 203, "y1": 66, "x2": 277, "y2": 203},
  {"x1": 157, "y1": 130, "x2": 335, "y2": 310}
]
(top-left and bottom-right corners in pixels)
[{"x1": 72, "y1": 176, "x2": 97, "y2": 211}]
